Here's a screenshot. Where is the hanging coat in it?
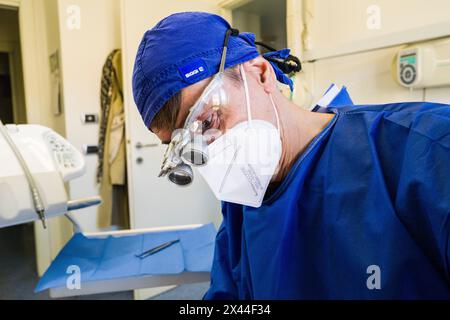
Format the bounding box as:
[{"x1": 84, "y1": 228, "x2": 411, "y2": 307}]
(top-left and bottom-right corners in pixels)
[{"x1": 97, "y1": 50, "x2": 130, "y2": 229}]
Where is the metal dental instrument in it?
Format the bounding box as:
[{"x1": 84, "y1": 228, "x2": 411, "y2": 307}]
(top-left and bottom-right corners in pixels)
[{"x1": 135, "y1": 239, "x2": 181, "y2": 259}]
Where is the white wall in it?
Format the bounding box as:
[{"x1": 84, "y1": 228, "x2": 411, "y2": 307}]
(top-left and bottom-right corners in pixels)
[
  {"x1": 306, "y1": 0, "x2": 450, "y2": 59},
  {"x1": 305, "y1": 0, "x2": 450, "y2": 105},
  {"x1": 311, "y1": 45, "x2": 424, "y2": 104},
  {"x1": 18, "y1": 0, "x2": 73, "y2": 276},
  {"x1": 57, "y1": 0, "x2": 122, "y2": 232},
  {"x1": 19, "y1": 0, "x2": 62, "y2": 129},
  {"x1": 42, "y1": 0, "x2": 66, "y2": 135},
  {"x1": 311, "y1": 37, "x2": 450, "y2": 104}
]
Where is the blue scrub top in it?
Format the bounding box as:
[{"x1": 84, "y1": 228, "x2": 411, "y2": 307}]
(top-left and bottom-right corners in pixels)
[{"x1": 204, "y1": 101, "x2": 450, "y2": 300}]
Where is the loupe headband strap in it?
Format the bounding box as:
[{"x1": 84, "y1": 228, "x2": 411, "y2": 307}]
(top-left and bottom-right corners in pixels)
[
  {"x1": 219, "y1": 28, "x2": 240, "y2": 73},
  {"x1": 255, "y1": 41, "x2": 302, "y2": 74}
]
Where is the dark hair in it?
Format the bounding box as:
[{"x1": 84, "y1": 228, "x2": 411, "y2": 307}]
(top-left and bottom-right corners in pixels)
[
  {"x1": 150, "y1": 66, "x2": 242, "y2": 132},
  {"x1": 150, "y1": 91, "x2": 182, "y2": 132}
]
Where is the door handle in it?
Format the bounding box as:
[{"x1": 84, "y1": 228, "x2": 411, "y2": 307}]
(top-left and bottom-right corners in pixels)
[{"x1": 135, "y1": 142, "x2": 159, "y2": 149}]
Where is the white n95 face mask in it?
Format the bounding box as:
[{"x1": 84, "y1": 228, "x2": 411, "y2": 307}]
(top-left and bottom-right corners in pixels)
[{"x1": 197, "y1": 65, "x2": 282, "y2": 208}]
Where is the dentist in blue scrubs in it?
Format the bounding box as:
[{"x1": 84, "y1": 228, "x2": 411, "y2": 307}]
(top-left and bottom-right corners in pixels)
[{"x1": 132, "y1": 12, "x2": 450, "y2": 299}]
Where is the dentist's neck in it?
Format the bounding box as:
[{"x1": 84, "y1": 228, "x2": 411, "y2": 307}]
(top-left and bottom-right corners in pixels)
[{"x1": 271, "y1": 91, "x2": 335, "y2": 183}]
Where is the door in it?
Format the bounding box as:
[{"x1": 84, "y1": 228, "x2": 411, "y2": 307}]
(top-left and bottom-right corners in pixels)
[{"x1": 120, "y1": 0, "x2": 222, "y2": 299}]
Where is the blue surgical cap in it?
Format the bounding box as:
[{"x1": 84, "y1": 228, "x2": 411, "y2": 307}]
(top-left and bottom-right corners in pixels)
[{"x1": 133, "y1": 12, "x2": 294, "y2": 128}]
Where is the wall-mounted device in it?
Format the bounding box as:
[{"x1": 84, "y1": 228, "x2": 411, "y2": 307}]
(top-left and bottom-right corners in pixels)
[
  {"x1": 0, "y1": 122, "x2": 101, "y2": 229},
  {"x1": 396, "y1": 40, "x2": 450, "y2": 88},
  {"x1": 81, "y1": 113, "x2": 99, "y2": 124},
  {"x1": 83, "y1": 144, "x2": 99, "y2": 155}
]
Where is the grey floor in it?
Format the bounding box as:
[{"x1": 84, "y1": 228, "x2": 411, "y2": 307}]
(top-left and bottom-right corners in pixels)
[{"x1": 0, "y1": 224, "x2": 209, "y2": 300}]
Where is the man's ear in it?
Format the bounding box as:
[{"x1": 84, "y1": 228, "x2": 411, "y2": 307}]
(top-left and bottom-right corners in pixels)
[{"x1": 243, "y1": 57, "x2": 277, "y2": 94}]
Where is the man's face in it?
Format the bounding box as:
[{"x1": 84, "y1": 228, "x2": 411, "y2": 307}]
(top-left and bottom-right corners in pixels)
[
  {"x1": 150, "y1": 58, "x2": 277, "y2": 145},
  {"x1": 150, "y1": 73, "x2": 247, "y2": 145}
]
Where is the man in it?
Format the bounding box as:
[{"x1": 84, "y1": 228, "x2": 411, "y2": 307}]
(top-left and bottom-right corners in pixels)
[{"x1": 133, "y1": 12, "x2": 450, "y2": 299}]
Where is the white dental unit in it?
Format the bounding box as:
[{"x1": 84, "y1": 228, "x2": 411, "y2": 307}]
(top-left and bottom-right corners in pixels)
[{"x1": 0, "y1": 121, "x2": 100, "y2": 229}]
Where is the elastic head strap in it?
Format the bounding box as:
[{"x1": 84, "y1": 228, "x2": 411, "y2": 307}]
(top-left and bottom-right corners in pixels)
[
  {"x1": 239, "y1": 64, "x2": 281, "y2": 134},
  {"x1": 239, "y1": 64, "x2": 253, "y2": 126},
  {"x1": 269, "y1": 94, "x2": 281, "y2": 133}
]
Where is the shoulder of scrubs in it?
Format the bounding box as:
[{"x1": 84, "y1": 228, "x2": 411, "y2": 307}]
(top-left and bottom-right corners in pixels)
[{"x1": 334, "y1": 101, "x2": 450, "y2": 278}]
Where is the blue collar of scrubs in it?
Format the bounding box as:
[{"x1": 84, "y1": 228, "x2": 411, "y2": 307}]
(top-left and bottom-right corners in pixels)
[
  {"x1": 312, "y1": 84, "x2": 354, "y2": 113},
  {"x1": 263, "y1": 112, "x2": 339, "y2": 205},
  {"x1": 263, "y1": 84, "x2": 354, "y2": 205}
]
